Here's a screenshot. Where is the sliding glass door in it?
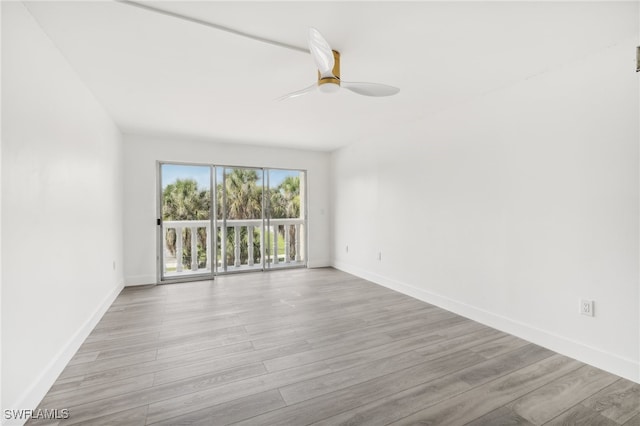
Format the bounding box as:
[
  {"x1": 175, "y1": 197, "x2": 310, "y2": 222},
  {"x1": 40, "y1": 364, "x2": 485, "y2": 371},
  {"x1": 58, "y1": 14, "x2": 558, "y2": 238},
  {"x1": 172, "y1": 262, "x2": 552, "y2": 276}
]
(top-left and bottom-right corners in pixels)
[
  {"x1": 159, "y1": 162, "x2": 306, "y2": 282},
  {"x1": 159, "y1": 163, "x2": 214, "y2": 282},
  {"x1": 265, "y1": 169, "x2": 306, "y2": 269},
  {"x1": 218, "y1": 167, "x2": 265, "y2": 273}
]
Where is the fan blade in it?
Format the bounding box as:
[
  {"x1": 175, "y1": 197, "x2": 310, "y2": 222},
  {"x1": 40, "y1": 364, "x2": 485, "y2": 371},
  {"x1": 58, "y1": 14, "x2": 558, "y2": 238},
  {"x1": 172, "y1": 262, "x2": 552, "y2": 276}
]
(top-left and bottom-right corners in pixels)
[
  {"x1": 308, "y1": 28, "x2": 334, "y2": 77},
  {"x1": 276, "y1": 83, "x2": 317, "y2": 101},
  {"x1": 341, "y1": 81, "x2": 399, "y2": 97}
]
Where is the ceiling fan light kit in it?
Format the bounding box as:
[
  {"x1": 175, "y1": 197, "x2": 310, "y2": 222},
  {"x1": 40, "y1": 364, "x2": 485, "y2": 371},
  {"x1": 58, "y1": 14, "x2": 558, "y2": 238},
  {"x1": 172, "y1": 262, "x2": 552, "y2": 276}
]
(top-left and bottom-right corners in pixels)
[
  {"x1": 317, "y1": 50, "x2": 341, "y2": 93},
  {"x1": 278, "y1": 28, "x2": 400, "y2": 100}
]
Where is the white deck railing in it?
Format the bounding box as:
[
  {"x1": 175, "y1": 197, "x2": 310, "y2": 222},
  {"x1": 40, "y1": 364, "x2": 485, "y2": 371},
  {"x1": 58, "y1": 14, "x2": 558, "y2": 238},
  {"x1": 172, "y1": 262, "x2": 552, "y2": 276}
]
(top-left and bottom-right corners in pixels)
[{"x1": 162, "y1": 218, "x2": 305, "y2": 274}]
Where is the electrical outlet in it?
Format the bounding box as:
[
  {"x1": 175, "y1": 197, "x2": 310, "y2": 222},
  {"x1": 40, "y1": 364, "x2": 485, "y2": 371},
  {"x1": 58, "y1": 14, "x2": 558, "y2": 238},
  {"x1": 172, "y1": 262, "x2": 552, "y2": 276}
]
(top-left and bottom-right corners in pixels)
[
  {"x1": 580, "y1": 299, "x2": 594, "y2": 317},
  {"x1": 377, "y1": 252, "x2": 382, "y2": 261}
]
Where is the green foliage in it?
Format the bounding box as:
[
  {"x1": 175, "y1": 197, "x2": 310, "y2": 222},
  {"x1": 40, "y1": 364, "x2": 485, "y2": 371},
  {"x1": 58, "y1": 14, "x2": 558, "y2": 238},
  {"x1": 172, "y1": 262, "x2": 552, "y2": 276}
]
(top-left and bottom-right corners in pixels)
[
  {"x1": 163, "y1": 179, "x2": 210, "y2": 221},
  {"x1": 270, "y1": 176, "x2": 301, "y2": 260},
  {"x1": 162, "y1": 179, "x2": 210, "y2": 269},
  {"x1": 269, "y1": 176, "x2": 300, "y2": 219},
  {"x1": 164, "y1": 170, "x2": 301, "y2": 269},
  {"x1": 221, "y1": 169, "x2": 263, "y2": 220}
]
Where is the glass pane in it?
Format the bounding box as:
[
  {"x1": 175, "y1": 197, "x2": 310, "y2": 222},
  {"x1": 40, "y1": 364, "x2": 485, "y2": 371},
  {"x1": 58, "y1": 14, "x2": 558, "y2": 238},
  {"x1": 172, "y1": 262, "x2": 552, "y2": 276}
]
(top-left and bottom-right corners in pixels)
[
  {"x1": 219, "y1": 167, "x2": 263, "y2": 271},
  {"x1": 267, "y1": 169, "x2": 305, "y2": 267},
  {"x1": 161, "y1": 164, "x2": 212, "y2": 278}
]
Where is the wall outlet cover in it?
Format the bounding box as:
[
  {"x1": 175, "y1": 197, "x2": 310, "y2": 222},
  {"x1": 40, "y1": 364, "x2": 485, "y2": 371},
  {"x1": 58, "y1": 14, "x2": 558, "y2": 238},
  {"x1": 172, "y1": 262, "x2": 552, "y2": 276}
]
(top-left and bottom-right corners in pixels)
[{"x1": 580, "y1": 299, "x2": 594, "y2": 317}]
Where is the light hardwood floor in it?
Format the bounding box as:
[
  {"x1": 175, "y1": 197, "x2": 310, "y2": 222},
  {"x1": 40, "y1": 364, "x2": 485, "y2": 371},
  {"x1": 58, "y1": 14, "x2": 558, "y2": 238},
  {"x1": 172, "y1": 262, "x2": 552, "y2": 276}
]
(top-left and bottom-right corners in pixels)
[{"x1": 29, "y1": 268, "x2": 639, "y2": 425}]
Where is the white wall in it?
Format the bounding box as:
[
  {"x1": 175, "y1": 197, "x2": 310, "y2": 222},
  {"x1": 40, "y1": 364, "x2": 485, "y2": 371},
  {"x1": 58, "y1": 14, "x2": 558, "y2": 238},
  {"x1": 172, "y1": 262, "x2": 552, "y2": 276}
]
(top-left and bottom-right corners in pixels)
[
  {"x1": 123, "y1": 133, "x2": 331, "y2": 285},
  {"x1": 0, "y1": 0, "x2": 4, "y2": 415},
  {"x1": 332, "y1": 26, "x2": 639, "y2": 381},
  {"x1": 1, "y1": 3, "x2": 124, "y2": 422}
]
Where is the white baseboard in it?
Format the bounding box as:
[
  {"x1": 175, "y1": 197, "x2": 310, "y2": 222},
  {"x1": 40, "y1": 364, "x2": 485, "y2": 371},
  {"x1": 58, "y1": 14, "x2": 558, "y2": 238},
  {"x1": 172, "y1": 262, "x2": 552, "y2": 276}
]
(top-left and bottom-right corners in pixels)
[
  {"x1": 124, "y1": 274, "x2": 157, "y2": 286},
  {"x1": 332, "y1": 260, "x2": 639, "y2": 384},
  {"x1": 307, "y1": 259, "x2": 331, "y2": 268},
  {"x1": 3, "y1": 282, "x2": 124, "y2": 426}
]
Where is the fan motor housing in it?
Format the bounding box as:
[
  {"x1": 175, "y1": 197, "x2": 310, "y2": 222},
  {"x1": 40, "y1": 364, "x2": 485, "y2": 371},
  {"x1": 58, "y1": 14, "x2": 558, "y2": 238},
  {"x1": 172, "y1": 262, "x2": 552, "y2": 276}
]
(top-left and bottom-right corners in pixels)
[{"x1": 318, "y1": 50, "x2": 341, "y2": 86}]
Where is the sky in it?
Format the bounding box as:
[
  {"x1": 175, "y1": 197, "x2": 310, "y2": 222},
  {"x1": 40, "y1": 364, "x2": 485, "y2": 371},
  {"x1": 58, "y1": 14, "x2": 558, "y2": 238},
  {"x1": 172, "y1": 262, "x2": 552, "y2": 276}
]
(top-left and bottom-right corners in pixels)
[{"x1": 161, "y1": 164, "x2": 301, "y2": 190}]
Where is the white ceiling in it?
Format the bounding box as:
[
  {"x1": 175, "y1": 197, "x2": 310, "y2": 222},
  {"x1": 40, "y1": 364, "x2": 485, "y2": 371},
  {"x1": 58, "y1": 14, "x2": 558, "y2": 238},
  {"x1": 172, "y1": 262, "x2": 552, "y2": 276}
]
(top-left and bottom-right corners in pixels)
[{"x1": 23, "y1": 1, "x2": 638, "y2": 151}]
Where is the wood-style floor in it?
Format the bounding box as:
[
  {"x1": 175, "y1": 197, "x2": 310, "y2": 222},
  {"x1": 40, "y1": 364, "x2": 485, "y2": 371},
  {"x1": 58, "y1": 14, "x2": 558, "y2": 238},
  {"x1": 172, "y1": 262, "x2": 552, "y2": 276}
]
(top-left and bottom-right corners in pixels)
[{"x1": 30, "y1": 268, "x2": 639, "y2": 425}]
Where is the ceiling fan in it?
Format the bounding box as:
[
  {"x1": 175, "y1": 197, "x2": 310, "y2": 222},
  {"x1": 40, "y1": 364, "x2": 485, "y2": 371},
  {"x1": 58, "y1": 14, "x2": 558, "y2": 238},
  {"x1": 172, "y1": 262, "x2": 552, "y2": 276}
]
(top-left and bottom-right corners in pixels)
[{"x1": 278, "y1": 28, "x2": 400, "y2": 100}]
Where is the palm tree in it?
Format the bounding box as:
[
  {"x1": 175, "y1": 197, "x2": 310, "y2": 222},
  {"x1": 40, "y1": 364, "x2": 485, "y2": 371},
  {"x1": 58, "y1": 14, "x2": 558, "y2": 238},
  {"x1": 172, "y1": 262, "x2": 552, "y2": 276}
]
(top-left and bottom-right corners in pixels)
[
  {"x1": 278, "y1": 176, "x2": 300, "y2": 218},
  {"x1": 164, "y1": 171, "x2": 301, "y2": 268},
  {"x1": 219, "y1": 169, "x2": 263, "y2": 265},
  {"x1": 162, "y1": 179, "x2": 210, "y2": 269},
  {"x1": 270, "y1": 176, "x2": 300, "y2": 260},
  {"x1": 224, "y1": 169, "x2": 262, "y2": 219}
]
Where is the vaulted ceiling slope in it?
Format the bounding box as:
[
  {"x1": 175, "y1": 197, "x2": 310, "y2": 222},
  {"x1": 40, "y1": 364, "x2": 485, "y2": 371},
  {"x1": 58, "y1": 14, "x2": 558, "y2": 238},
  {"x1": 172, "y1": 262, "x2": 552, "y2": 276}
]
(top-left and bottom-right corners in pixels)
[{"x1": 23, "y1": 1, "x2": 638, "y2": 151}]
